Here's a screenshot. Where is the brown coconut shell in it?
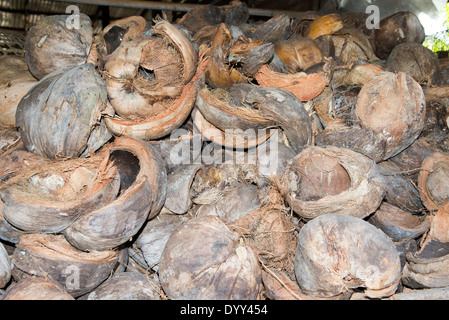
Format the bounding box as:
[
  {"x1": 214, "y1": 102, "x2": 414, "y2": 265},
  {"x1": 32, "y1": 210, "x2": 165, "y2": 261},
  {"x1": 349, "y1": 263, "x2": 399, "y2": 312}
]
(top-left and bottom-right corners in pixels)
[
  {"x1": 354, "y1": 71, "x2": 426, "y2": 160},
  {"x1": 0, "y1": 146, "x2": 120, "y2": 234},
  {"x1": 386, "y1": 43, "x2": 440, "y2": 83},
  {"x1": 0, "y1": 56, "x2": 37, "y2": 128},
  {"x1": 158, "y1": 215, "x2": 262, "y2": 300},
  {"x1": 292, "y1": 11, "x2": 323, "y2": 37},
  {"x1": 63, "y1": 137, "x2": 167, "y2": 252},
  {"x1": 295, "y1": 213, "x2": 402, "y2": 298},
  {"x1": 274, "y1": 38, "x2": 324, "y2": 73},
  {"x1": 81, "y1": 271, "x2": 162, "y2": 300},
  {"x1": 255, "y1": 64, "x2": 327, "y2": 102},
  {"x1": 282, "y1": 146, "x2": 386, "y2": 220},
  {"x1": 306, "y1": 13, "x2": 343, "y2": 40},
  {"x1": 11, "y1": 233, "x2": 123, "y2": 297},
  {"x1": 104, "y1": 20, "x2": 197, "y2": 120},
  {"x1": 25, "y1": 14, "x2": 94, "y2": 79},
  {"x1": 418, "y1": 152, "x2": 449, "y2": 212},
  {"x1": 1, "y1": 277, "x2": 74, "y2": 300},
  {"x1": 244, "y1": 14, "x2": 291, "y2": 43},
  {"x1": 402, "y1": 200, "x2": 449, "y2": 289},
  {"x1": 374, "y1": 12, "x2": 426, "y2": 60}
]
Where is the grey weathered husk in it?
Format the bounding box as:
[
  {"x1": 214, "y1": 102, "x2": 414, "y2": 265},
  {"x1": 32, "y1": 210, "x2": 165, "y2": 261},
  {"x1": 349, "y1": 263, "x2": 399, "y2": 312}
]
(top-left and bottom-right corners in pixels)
[
  {"x1": 295, "y1": 214, "x2": 402, "y2": 298},
  {"x1": 25, "y1": 14, "x2": 94, "y2": 79},
  {"x1": 244, "y1": 14, "x2": 291, "y2": 43},
  {"x1": 368, "y1": 202, "x2": 429, "y2": 242},
  {"x1": 11, "y1": 233, "x2": 124, "y2": 297},
  {"x1": 63, "y1": 137, "x2": 167, "y2": 252},
  {"x1": 158, "y1": 215, "x2": 262, "y2": 300},
  {"x1": 0, "y1": 242, "x2": 10, "y2": 289},
  {"x1": 135, "y1": 210, "x2": 191, "y2": 272},
  {"x1": 282, "y1": 146, "x2": 386, "y2": 220},
  {"x1": 402, "y1": 201, "x2": 449, "y2": 289},
  {"x1": 1, "y1": 277, "x2": 74, "y2": 300},
  {"x1": 16, "y1": 63, "x2": 112, "y2": 160},
  {"x1": 386, "y1": 43, "x2": 440, "y2": 82},
  {"x1": 81, "y1": 271, "x2": 162, "y2": 300},
  {"x1": 0, "y1": 145, "x2": 121, "y2": 234}
]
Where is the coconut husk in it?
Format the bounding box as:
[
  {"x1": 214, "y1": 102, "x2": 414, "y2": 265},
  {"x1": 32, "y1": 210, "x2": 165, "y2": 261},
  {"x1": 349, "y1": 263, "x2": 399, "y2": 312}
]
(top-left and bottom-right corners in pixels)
[
  {"x1": 1, "y1": 277, "x2": 74, "y2": 300},
  {"x1": 244, "y1": 14, "x2": 291, "y2": 43},
  {"x1": 229, "y1": 83, "x2": 313, "y2": 153},
  {"x1": 374, "y1": 11, "x2": 425, "y2": 60},
  {"x1": 387, "y1": 43, "x2": 440, "y2": 83},
  {"x1": 228, "y1": 39, "x2": 275, "y2": 77},
  {"x1": 0, "y1": 56, "x2": 37, "y2": 128},
  {"x1": 0, "y1": 242, "x2": 10, "y2": 288},
  {"x1": 16, "y1": 63, "x2": 112, "y2": 160},
  {"x1": 354, "y1": 71, "x2": 426, "y2": 160},
  {"x1": 0, "y1": 145, "x2": 120, "y2": 234},
  {"x1": 418, "y1": 152, "x2": 449, "y2": 213},
  {"x1": 420, "y1": 100, "x2": 449, "y2": 153},
  {"x1": 295, "y1": 213, "x2": 402, "y2": 299},
  {"x1": 282, "y1": 146, "x2": 386, "y2": 220},
  {"x1": 63, "y1": 137, "x2": 167, "y2": 252},
  {"x1": 11, "y1": 233, "x2": 124, "y2": 297},
  {"x1": 25, "y1": 14, "x2": 93, "y2": 80},
  {"x1": 292, "y1": 11, "x2": 323, "y2": 37},
  {"x1": 255, "y1": 64, "x2": 327, "y2": 102},
  {"x1": 274, "y1": 38, "x2": 323, "y2": 73},
  {"x1": 329, "y1": 27, "x2": 377, "y2": 65},
  {"x1": 340, "y1": 11, "x2": 374, "y2": 38},
  {"x1": 158, "y1": 215, "x2": 262, "y2": 300},
  {"x1": 306, "y1": 13, "x2": 343, "y2": 40}
]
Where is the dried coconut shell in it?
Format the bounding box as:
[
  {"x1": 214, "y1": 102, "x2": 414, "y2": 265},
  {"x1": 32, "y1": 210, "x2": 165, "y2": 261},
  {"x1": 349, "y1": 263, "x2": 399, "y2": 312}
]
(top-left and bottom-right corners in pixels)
[
  {"x1": 282, "y1": 146, "x2": 386, "y2": 220},
  {"x1": 354, "y1": 71, "x2": 426, "y2": 160},
  {"x1": 274, "y1": 38, "x2": 323, "y2": 73},
  {"x1": 386, "y1": 43, "x2": 440, "y2": 83},
  {"x1": 255, "y1": 64, "x2": 326, "y2": 102},
  {"x1": 63, "y1": 137, "x2": 167, "y2": 251},
  {"x1": 16, "y1": 63, "x2": 112, "y2": 160},
  {"x1": 418, "y1": 152, "x2": 449, "y2": 212},
  {"x1": 158, "y1": 215, "x2": 262, "y2": 300},
  {"x1": 1, "y1": 277, "x2": 74, "y2": 300},
  {"x1": 11, "y1": 233, "x2": 123, "y2": 297},
  {"x1": 25, "y1": 14, "x2": 93, "y2": 79},
  {"x1": 374, "y1": 12, "x2": 425, "y2": 60},
  {"x1": 0, "y1": 152, "x2": 120, "y2": 234},
  {"x1": 295, "y1": 213, "x2": 402, "y2": 298}
]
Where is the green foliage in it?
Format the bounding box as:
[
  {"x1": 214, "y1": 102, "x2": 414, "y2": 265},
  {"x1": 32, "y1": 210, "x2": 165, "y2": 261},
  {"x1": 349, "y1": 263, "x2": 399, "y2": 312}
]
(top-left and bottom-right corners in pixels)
[{"x1": 424, "y1": 3, "x2": 449, "y2": 53}]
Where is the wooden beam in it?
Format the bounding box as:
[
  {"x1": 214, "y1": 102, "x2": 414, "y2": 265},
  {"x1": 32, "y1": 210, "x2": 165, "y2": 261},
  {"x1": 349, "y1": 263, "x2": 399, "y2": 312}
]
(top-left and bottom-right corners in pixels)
[{"x1": 48, "y1": 0, "x2": 306, "y2": 17}]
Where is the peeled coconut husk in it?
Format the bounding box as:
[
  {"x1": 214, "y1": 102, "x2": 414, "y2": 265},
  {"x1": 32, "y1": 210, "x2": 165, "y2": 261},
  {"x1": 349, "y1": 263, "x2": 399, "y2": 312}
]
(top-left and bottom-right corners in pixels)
[
  {"x1": 0, "y1": 56, "x2": 37, "y2": 128},
  {"x1": 387, "y1": 43, "x2": 440, "y2": 83},
  {"x1": 292, "y1": 11, "x2": 323, "y2": 37},
  {"x1": 0, "y1": 242, "x2": 10, "y2": 289},
  {"x1": 195, "y1": 85, "x2": 274, "y2": 132},
  {"x1": 295, "y1": 213, "x2": 402, "y2": 298},
  {"x1": 402, "y1": 200, "x2": 449, "y2": 289},
  {"x1": 374, "y1": 12, "x2": 425, "y2": 60},
  {"x1": 81, "y1": 271, "x2": 162, "y2": 300},
  {"x1": 244, "y1": 14, "x2": 291, "y2": 43},
  {"x1": 158, "y1": 215, "x2": 262, "y2": 300},
  {"x1": 192, "y1": 108, "x2": 273, "y2": 150},
  {"x1": 340, "y1": 11, "x2": 374, "y2": 38},
  {"x1": 282, "y1": 146, "x2": 386, "y2": 220},
  {"x1": 354, "y1": 71, "x2": 426, "y2": 160},
  {"x1": 274, "y1": 38, "x2": 323, "y2": 73},
  {"x1": 420, "y1": 100, "x2": 449, "y2": 153},
  {"x1": 25, "y1": 14, "x2": 94, "y2": 80},
  {"x1": 104, "y1": 19, "x2": 197, "y2": 120},
  {"x1": 1, "y1": 277, "x2": 74, "y2": 300},
  {"x1": 334, "y1": 63, "x2": 384, "y2": 87},
  {"x1": 418, "y1": 152, "x2": 449, "y2": 212},
  {"x1": 95, "y1": 16, "x2": 147, "y2": 68},
  {"x1": 306, "y1": 13, "x2": 343, "y2": 40},
  {"x1": 0, "y1": 127, "x2": 21, "y2": 157},
  {"x1": 368, "y1": 202, "x2": 429, "y2": 242},
  {"x1": 11, "y1": 233, "x2": 123, "y2": 297},
  {"x1": 228, "y1": 39, "x2": 275, "y2": 77},
  {"x1": 135, "y1": 210, "x2": 191, "y2": 272},
  {"x1": 229, "y1": 83, "x2": 313, "y2": 153},
  {"x1": 377, "y1": 161, "x2": 425, "y2": 214},
  {"x1": 329, "y1": 27, "x2": 378, "y2": 65},
  {"x1": 16, "y1": 63, "x2": 112, "y2": 160},
  {"x1": 0, "y1": 146, "x2": 120, "y2": 234},
  {"x1": 63, "y1": 137, "x2": 167, "y2": 252},
  {"x1": 255, "y1": 64, "x2": 326, "y2": 102}
]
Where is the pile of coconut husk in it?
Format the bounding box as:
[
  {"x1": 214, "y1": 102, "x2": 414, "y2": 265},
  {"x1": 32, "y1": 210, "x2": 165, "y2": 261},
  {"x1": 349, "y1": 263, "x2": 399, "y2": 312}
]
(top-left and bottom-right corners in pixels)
[{"x1": 1, "y1": 0, "x2": 449, "y2": 301}]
